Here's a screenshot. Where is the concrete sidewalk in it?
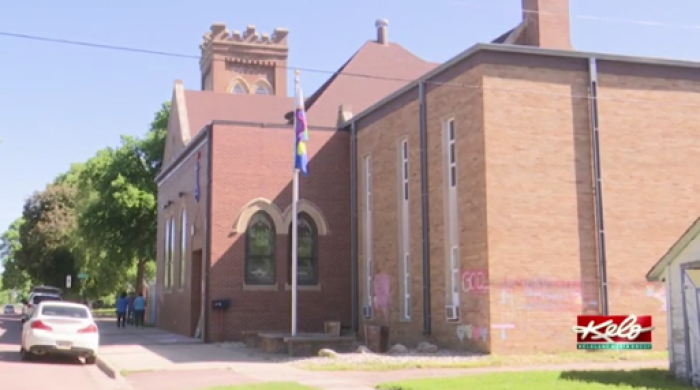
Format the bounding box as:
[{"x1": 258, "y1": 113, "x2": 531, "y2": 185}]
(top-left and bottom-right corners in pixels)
[
  {"x1": 95, "y1": 319, "x2": 374, "y2": 390},
  {"x1": 94, "y1": 319, "x2": 667, "y2": 390}
]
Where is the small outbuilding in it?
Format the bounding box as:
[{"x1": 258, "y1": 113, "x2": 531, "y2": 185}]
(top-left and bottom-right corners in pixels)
[{"x1": 647, "y1": 217, "x2": 700, "y2": 385}]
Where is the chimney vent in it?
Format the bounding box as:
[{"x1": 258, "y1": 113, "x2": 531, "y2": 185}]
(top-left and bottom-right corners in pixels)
[{"x1": 375, "y1": 19, "x2": 389, "y2": 45}]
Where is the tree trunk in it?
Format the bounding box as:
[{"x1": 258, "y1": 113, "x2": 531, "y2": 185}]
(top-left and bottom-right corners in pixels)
[{"x1": 135, "y1": 258, "x2": 146, "y2": 294}]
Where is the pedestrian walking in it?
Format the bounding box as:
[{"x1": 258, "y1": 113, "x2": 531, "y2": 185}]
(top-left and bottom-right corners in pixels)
[
  {"x1": 133, "y1": 292, "x2": 146, "y2": 328},
  {"x1": 115, "y1": 292, "x2": 128, "y2": 328}
]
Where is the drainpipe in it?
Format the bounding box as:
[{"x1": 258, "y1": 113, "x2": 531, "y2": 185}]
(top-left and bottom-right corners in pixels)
[
  {"x1": 588, "y1": 58, "x2": 609, "y2": 315},
  {"x1": 350, "y1": 122, "x2": 359, "y2": 333},
  {"x1": 203, "y1": 125, "x2": 214, "y2": 342},
  {"x1": 418, "y1": 81, "x2": 432, "y2": 334}
]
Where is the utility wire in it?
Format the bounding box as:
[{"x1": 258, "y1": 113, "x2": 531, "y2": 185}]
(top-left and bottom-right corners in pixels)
[{"x1": 1, "y1": 29, "x2": 700, "y2": 108}]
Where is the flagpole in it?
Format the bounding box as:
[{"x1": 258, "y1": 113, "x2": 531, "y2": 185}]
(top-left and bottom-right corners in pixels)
[
  {"x1": 291, "y1": 168, "x2": 299, "y2": 336},
  {"x1": 291, "y1": 69, "x2": 301, "y2": 337}
]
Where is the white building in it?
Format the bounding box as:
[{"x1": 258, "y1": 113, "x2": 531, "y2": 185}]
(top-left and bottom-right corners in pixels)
[{"x1": 647, "y1": 217, "x2": 700, "y2": 385}]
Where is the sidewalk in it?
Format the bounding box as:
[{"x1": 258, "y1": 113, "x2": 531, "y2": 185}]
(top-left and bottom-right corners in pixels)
[{"x1": 95, "y1": 319, "x2": 667, "y2": 390}]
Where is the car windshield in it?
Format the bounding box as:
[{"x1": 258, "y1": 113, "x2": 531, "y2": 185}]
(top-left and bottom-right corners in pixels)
[
  {"x1": 32, "y1": 286, "x2": 62, "y2": 295},
  {"x1": 41, "y1": 305, "x2": 89, "y2": 319},
  {"x1": 4, "y1": 305, "x2": 12, "y2": 309},
  {"x1": 32, "y1": 295, "x2": 62, "y2": 304}
]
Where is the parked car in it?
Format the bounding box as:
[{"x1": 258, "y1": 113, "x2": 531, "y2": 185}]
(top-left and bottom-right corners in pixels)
[
  {"x1": 3, "y1": 304, "x2": 15, "y2": 315},
  {"x1": 22, "y1": 293, "x2": 62, "y2": 322},
  {"x1": 29, "y1": 286, "x2": 63, "y2": 296},
  {"x1": 20, "y1": 301, "x2": 99, "y2": 364}
]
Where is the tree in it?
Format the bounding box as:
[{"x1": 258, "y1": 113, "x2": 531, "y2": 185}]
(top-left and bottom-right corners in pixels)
[
  {"x1": 0, "y1": 218, "x2": 31, "y2": 297},
  {"x1": 77, "y1": 103, "x2": 168, "y2": 292},
  {"x1": 13, "y1": 184, "x2": 80, "y2": 289}
]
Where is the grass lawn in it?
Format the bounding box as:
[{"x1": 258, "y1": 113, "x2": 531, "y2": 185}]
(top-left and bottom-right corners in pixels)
[
  {"x1": 91, "y1": 308, "x2": 115, "y2": 317},
  {"x1": 196, "y1": 383, "x2": 319, "y2": 390},
  {"x1": 377, "y1": 369, "x2": 691, "y2": 390},
  {"x1": 298, "y1": 350, "x2": 667, "y2": 371}
]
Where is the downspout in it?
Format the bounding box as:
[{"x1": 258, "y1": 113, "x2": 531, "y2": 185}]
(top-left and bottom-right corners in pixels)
[
  {"x1": 203, "y1": 125, "x2": 214, "y2": 342},
  {"x1": 418, "y1": 81, "x2": 432, "y2": 335},
  {"x1": 350, "y1": 122, "x2": 359, "y2": 333},
  {"x1": 588, "y1": 58, "x2": 609, "y2": 315}
]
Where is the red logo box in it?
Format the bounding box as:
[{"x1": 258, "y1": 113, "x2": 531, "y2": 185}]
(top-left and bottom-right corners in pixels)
[{"x1": 573, "y1": 315, "x2": 653, "y2": 346}]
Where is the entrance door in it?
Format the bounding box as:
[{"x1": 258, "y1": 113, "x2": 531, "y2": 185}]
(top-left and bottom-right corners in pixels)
[
  {"x1": 191, "y1": 250, "x2": 203, "y2": 338},
  {"x1": 684, "y1": 270, "x2": 700, "y2": 385}
]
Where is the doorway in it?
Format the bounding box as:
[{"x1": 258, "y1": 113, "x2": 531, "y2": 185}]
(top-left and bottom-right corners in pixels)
[
  {"x1": 683, "y1": 267, "x2": 700, "y2": 385},
  {"x1": 191, "y1": 249, "x2": 203, "y2": 338}
]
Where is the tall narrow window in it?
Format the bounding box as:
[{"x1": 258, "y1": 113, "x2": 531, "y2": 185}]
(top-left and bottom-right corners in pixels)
[
  {"x1": 443, "y1": 118, "x2": 460, "y2": 322},
  {"x1": 164, "y1": 219, "x2": 171, "y2": 288},
  {"x1": 179, "y1": 209, "x2": 187, "y2": 287},
  {"x1": 398, "y1": 139, "x2": 411, "y2": 320},
  {"x1": 169, "y1": 217, "x2": 176, "y2": 289},
  {"x1": 363, "y1": 155, "x2": 373, "y2": 318},
  {"x1": 245, "y1": 212, "x2": 276, "y2": 285},
  {"x1": 288, "y1": 213, "x2": 318, "y2": 285}
]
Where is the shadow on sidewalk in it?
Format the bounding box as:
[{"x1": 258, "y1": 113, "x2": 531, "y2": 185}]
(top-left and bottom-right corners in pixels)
[{"x1": 558, "y1": 369, "x2": 687, "y2": 390}]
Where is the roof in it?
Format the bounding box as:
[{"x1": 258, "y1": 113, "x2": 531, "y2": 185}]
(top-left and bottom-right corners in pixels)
[
  {"x1": 287, "y1": 41, "x2": 438, "y2": 126},
  {"x1": 647, "y1": 217, "x2": 700, "y2": 281},
  {"x1": 341, "y1": 42, "x2": 700, "y2": 130},
  {"x1": 183, "y1": 90, "x2": 293, "y2": 137}
]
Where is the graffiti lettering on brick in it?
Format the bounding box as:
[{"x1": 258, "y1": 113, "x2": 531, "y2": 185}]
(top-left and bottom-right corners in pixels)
[
  {"x1": 646, "y1": 284, "x2": 667, "y2": 312},
  {"x1": 491, "y1": 323, "x2": 515, "y2": 340},
  {"x1": 373, "y1": 273, "x2": 391, "y2": 318},
  {"x1": 456, "y1": 325, "x2": 470, "y2": 342},
  {"x1": 461, "y1": 270, "x2": 489, "y2": 294}
]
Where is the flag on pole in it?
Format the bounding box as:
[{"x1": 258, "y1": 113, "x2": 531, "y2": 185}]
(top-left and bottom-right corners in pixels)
[{"x1": 293, "y1": 71, "x2": 309, "y2": 176}]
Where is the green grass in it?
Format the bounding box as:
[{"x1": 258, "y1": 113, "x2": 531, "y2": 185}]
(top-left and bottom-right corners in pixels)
[
  {"x1": 297, "y1": 350, "x2": 668, "y2": 371},
  {"x1": 196, "y1": 383, "x2": 319, "y2": 390},
  {"x1": 91, "y1": 308, "x2": 115, "y2": 317},
  {"x1": 377, "y1": 369, "x2": 691, "y2": 390}
]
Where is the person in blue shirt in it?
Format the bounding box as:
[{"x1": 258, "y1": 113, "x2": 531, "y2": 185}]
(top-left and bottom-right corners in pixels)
[
  {"x1": 115, "y1": 292, "x2": 128, "y2": 328},
  {"x1": 133, "y1": 292, "x2": 146, "y2": 328}
]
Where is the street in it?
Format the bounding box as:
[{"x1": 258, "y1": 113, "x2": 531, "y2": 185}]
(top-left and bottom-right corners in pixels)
[{"x1": 0, "y1": 313, "x2": 120, "y2": 390}]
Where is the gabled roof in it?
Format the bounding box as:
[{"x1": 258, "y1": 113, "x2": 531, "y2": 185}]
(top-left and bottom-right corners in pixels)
[
  {"x1": 182, "y1": 90, "x2": 292, "y2": 135},
  {"x1": 490, "y1": 21, "x2": 528, "y2": 45},
  {"x1": 647, "y1": 217, "x2": 700, "y2": 281},
  {"x1": 287, "y1": 41, "x2": 438, "y2": 126}
]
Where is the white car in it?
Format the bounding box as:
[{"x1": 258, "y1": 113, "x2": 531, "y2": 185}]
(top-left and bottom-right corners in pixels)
[
  {"x1": 22, "y1": 293, "x2": 62, "y2": 322},
  {"x1": 21, "y1": 301, "x2": 99, "y2": 364},
  {"x1": 3, "y1": 304, "x2": 14, "y2": 314}
]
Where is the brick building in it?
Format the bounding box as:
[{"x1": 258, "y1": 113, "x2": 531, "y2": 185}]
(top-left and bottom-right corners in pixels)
[{"x1": 156, "y1": 0, "x2": 699, "y2": 353}]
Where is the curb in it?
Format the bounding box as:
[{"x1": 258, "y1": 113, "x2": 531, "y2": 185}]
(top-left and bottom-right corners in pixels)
[{"x1": 96, "y1": 356, "x2": 134, "y2": 390}]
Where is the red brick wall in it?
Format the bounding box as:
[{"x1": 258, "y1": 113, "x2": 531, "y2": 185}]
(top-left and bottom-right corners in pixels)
[
  {"x1": 156, "y1": 140, "x2": 209, "y2": 337},
  {"x1": 207, "y1": 123, "x2": 351, "y2": 341}
]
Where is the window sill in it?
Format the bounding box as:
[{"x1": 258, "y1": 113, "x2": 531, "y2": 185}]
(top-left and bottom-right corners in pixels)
[
  {"x1": 284, "y1": 283, "x2": 322, "y2": 292},
  {"x1": 242, "y1": 283, "x2": 279, "y2": 292}
]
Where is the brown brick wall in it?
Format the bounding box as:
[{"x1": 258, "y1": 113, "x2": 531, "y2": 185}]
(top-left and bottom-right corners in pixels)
[
  {"x1": 480, "y1": 53, "x2": 597, "y2": 353},
  {"x1": 157, "y1": 140, "x2": 209, "y2": 337},
  {"x1": 353, "y1": 49, "x2": 695, "y2": 354},
  {"x1": 207, "y1": 123, "x2": 351, "y2": 341},
  {"x1": 356, "y1": 88, "x2": 424, "y2": 346}
]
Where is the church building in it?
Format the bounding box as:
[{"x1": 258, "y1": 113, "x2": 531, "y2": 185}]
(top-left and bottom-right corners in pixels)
[{"x1": 156, "y1": 0, "x2": 700, "y2": 355}]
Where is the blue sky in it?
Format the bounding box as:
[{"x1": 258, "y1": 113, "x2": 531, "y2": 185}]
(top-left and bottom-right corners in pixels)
[{"x1": 0, "y1": 0, "x2": 697, "y2": 272}]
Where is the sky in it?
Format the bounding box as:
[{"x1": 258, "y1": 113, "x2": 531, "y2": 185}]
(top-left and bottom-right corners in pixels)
[{"x1": 0, "y1": 0, "x2": 698, "y2": 273}]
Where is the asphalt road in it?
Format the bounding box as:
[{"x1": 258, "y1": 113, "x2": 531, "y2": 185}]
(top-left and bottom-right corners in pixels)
[{"x1": 0, "y1": 313, "x2": 121, "y2": 390}]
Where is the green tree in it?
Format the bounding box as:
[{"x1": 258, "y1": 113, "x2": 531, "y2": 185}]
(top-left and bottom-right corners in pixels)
[
  {"x1": 13, "y1": 184, "x2": 80, "y2": 288},
  {"x1": 77, "y1": 103, "x2": 168, "y2": 292}
]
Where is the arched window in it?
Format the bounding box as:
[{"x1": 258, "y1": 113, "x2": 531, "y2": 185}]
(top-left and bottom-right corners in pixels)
[
  {"x1": 288, "y1": 213, "x2": 318, "y2": 285},
  {"x1": 245, "y1": 211, "x2": 276, "y2": 285},
  {"x1": 231, "y1": 83, "x2": 247, "y2": 94},
  {"x1": 254, "y1": 84, "x2": 271, "y2": 95}
]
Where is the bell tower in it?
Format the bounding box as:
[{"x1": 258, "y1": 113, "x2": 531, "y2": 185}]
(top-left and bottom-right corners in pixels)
[{"x1": 199, "y1": 23, "x2": 289, "y2": 96}]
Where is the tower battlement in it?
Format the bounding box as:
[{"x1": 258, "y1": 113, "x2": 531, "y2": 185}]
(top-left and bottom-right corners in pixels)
[{"x1": 200, "y1": 23, "x2": 289, "y2": 51}]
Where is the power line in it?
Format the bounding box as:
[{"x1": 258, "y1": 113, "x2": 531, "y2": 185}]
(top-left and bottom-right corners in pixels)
[{"x1": 2, "y1": 30, "x2": 700, "y2": 108}]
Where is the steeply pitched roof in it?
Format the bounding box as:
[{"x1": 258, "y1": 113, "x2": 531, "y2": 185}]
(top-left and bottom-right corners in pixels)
[
  {"x1": 182, "y1": 90, "x2": 293, "y2": 136},
  {"x1": 490, "y1": 21, "x2": 528, "y2": 45},
  {"x1": 647, "y1": 217, "x2": 700, "y2": 281},
  {"x1": 288, "y1": 41, "x2": 438, "y2": 126}
]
